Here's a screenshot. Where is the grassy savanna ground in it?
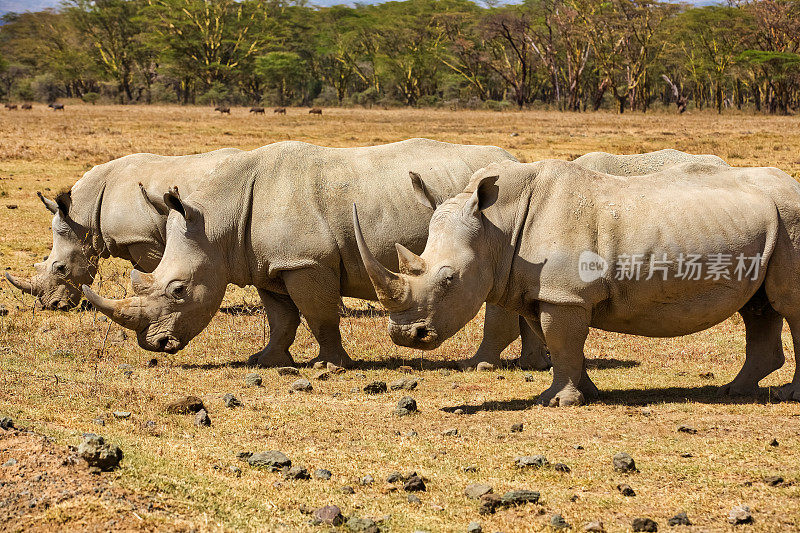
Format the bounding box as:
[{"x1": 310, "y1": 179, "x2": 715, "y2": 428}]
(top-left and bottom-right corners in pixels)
[{"x1": 1, "y1": 105, "x2": 800, "y2": 532}]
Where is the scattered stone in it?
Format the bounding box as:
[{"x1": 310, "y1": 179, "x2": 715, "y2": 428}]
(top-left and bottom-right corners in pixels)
[
  {"x1": 698, "y1": 372, "x2": 714, "y2": 379},
  {"x1": 313, "y1": 361, "x2": 326, "y2": 370},
  {"x1": 404, "y1": 475, "x2": 426, "y2": 492},
  {"x1": 463, "y1": 465, "x2": 478, "y2": 473},
  {"x1": 510, "y1": 132, "x2": 519, "y2": 137},
  {"x1": 194, "y1": 409, "x2": 211, "y2": 427},
  {"x1": 0, "y1": 417, "x2": 14, "y2": 430},
  {"x1": 223, "y1": 393, "x2": 241, "y2": 408},
  {"x1": 478, "y1": 493, "x2": 502, "y2": 515},
  {"x1": 453, "y1": 409, "x2": 464, "y2": 415},
  {"x1": 314, "y1": 505, "x2": 344, "y2": 526},
  {"x1": 574, "y1": 444, "x2": 584, "y2": 450},
  {"x1": 327, "y1": 362, "x2": 345, "y2": 374},
  {"x1": 112, "y1": 411, "x2": 131, "y2": 419},
  {"x1": 3, "y1": 458, "x2": 17, "y2": 467},
  {"x1": 346, "y1": 516, "x2": 378, "y2": 533},
  {"x1": 677, "y1": 425, "x2": 697, "y2": 434},
  {"x1": 617, "y1": 483, "x2": 635, "y2": 496},
  {"x1": 551, "y1": 514, "x2": 570, "y2": 529},
  {"x1": 612, "y1": 452, "x2": 637, "y2": 473},
  {"x1": 340, "y1": 485, "x2": 355, "y2": 494},
  {"x1": 524, "y1": 373, "x2": 535, "y2": 382},
  {"x1": 442, "y1": 428, "x2": 459, "y2": 437},
  {"x1": 291, "y1": 378, "x2": 313, "y2": 392},
  {"x1": 553, "y1": 463, "x2": 571, "y2": 473},
  {"x1": 679, "y1": 452, "x2": 693, "y2": 458},
  {"x1": 632, "y1": 518, "x2": 658, "y2": 532},
  {"x1": 361, "y1": 474, "x2": 375, "y2": 485},
  {"x1": 398, "y1": 365, "x2": 414, "y2": 373},
  {"x1": 668, "y1": 512, "x2": 691, "y2": 526},
  {"x1": 314, "y1": 371, "x2": 330, "y2": 381},
  {"x1": 93, "y1": 418, "x2": 105, "y2": 426},
  {"x1": 244, "y1": 373, "x2": 263, "y2": 386},
  {"x1": 314, "y1": 468, "x2": 332, "y2": 480},
  {"x1": 276, "y1": 367, "x2": 299, "y2": 376},
  {"x1": 247, "y1": 451, "x2": 291, "y2": 471},
  {"x1": 284, "y1": 465, "x2": 310, "y2": 480},
  {"x1": 728, "y1": 505, "x2": 753, "y2": 525},
  {"x1": 394, "y1": 408, "x2": 412, "y2": 417},
  {"x1": 0, "y1": 305, "x2": 7, "y2": 317},
  {"x1": 397, "y1": 396, "x2": 417, "y2": 412},
  {"x1": 510, "y1": 422, "x2": 523, "y2": 433},
  {"x1": 475, "y1": 362, "x2": 494, "y2": 372},
  {"x1": 364, "y1": 381, "x2": 388, "y2": 394},
  {"x1": 236, "y1": 451, "x2": 253, "y2": 461},
  {"x1": 769, "y1": 438, "x2": 779, "y2": 447},
  {"x1": 464, "y1": 483, "x2": 493, "y2": 499},
  {"x1": 515, "y1": 455, "x2": 548, "y2": 468},
  {"x1": 77, "y1": 435, "x2": 123, "y2": 471},
  {"x1": 147, "y1": 358, "x2": 158, "y2": 367},
  {"x1": 407, "y1": 494, "x2": 421, "y2": 504},
  {"x1": 165, "y1": 396, "x2": 205, "y2": 414},
  {"x1": 389, "y1": 377, "x2": 418, "y2": 390},
  {"x1": 583, "y1": 521, "x2": 605, "y2": 532},
  {"x1": 467, "y1": 521, "x2": 482, "y2": 533},
  {"x1": 501, "y1": 489, "x2": 540, "y2": 506},
  {"x1": 386, "y1": 472, "x2": 402, "y2": 483},
  {"x1": 229, "y1": 465, "x2": 242, "y2": 477},
  {"x1": 122, "y1": 370, "x2": 133, "y2": 379},
  {"x1": 763, "y1": 475, "x2": 783, "y2": 486}
]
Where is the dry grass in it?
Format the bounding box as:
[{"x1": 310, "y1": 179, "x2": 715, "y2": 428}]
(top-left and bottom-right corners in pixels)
[{"x1": 1, "y1": 105, "x2": 800, "y2": 532}]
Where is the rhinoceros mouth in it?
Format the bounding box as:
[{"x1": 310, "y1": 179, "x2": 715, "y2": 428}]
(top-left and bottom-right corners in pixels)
[{"x1": 388, "y1": 321, "x2": 441, "y2": 350}]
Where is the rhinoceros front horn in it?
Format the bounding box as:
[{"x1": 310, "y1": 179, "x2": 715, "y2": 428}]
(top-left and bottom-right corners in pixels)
[
  {"x1": 5, "y1": 272, "x2": 34, "y2": 294},
  {"x1": 82, "y1": 285, "x2": 144, "y2": 331},
  {"x1": 352, "y1": 204, "x2": 409, "y2": 309}
]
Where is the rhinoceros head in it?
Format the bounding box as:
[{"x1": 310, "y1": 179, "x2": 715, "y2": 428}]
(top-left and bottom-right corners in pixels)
[
  {"x1": 354, "y1": 172, "x2": 499, "y2": 349},
  {"x1": 6, "y1": 191, "x2": 96, "y2": 310},
  {"x1": 83, "y1": 188, "x2": 226, "y2": 353}
]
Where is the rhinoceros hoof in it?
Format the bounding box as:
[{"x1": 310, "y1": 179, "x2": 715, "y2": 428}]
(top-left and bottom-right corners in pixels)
[
  {"x1": 776, "y1": 383, "x2": 800, "y2": 402},
  {"x1": 514, "y1": 353, "x2": 552, "y2": 371},
  {"x1": 718, "y1": 382, "x2": 759, "y2": 397},
  {"x1": 308, "y1": 354, "x2": 355, "y2": 369},
  {"x1": 248, "y1": 350, "x2": 295, "y2": 368},
  {"x1": 539, "y1": 385, "x2": 584, "y2": 407}
]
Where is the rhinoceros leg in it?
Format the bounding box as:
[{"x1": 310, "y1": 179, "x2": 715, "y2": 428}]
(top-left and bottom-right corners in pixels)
[
  {"x1": 248, "y1": 289, "x2": 300, "y2": 367},
  {"x1": 777, "y1": 316, "x2": 800, "y2": 401},
  {"x1": 533, "y1": 302, "x2": 594, "y2": 407},
  {"x1": 515, "y1": 318, "x2": 551, "y2": 370},
  {"x1": 282, "y1": 267, "x2": 355, "y2": 368},
  {"x1": 720, "y1": 299, "x2": 784, "y2": 397}
]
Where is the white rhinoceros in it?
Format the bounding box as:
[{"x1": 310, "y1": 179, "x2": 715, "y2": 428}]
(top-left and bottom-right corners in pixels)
[
  {"x1": 354, "y1": 158, "x2": 800, "y2": 404},
  {"x1": 81, "y1": 139, "x2": 551, "y2": 368},
  {"x1": 6, "y1": 149, "x2": 242, "y2": 310},
  {"x1": 573, "y1": 148, "x2": 728, "y2": 175}
]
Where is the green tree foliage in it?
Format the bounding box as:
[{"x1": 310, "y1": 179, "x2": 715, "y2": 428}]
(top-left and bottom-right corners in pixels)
[{"x1": 1, "y1": 0, "x2": 799, "y2": 113}]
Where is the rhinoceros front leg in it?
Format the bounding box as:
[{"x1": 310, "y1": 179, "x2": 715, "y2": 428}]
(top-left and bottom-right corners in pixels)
[
  {"x1": 533, "y1": 302, "x2": 594, "y2": 407},
  {"x1": 247, "y1": 289, "x2": 299, "y2": 368},
  {"x1": 460, "y1": 305, "x2": 550, "y2": 370},
  {"x1": 777, "y1": 316, "x2": 800, "y2": 401},
  {"x1": 720, "y1": 302, "x2": 784, "y2": 397},
  {"x1": 282, "y1": 267, "x2": 355, "y2": 368}
]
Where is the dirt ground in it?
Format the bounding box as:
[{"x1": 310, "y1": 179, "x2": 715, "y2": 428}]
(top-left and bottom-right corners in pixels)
[{"x1": 0, "y1": 105, "x2": 799, "y2": 532}]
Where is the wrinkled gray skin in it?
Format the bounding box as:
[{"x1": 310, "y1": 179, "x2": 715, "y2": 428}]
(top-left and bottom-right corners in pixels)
[
  {"x1": 573, "y1": 148, "x2": 729, "y2": 175},
  {"x1": 5, "y1": 149, "x2": 241, "y2": 310},
  {"x1": 356, "y1": 159, "x2": 800, "y2": 405},
  {"x1": 83, "y1": 139, "x2": 547, "y2": 369}
]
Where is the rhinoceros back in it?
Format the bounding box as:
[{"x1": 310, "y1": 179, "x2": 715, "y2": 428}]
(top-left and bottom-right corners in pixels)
[{"x1": 573, "y1": 149, "x2": 729, "y2": 176}]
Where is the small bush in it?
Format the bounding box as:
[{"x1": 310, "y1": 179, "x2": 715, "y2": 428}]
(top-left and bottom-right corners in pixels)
[{"x1": 82, "y1": 92, "x2": 100, "y2": 105}]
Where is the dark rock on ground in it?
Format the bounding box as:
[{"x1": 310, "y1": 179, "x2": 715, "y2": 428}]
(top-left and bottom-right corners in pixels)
[
  {"x1": 314, "y1": 468, "x2": 332, "y2": 480},
  {"x1": 442, "y1": 428, "x2": 459, "y2": 436},
  {"x1": 407, "y1": 494, "x2": 421, "y2": 504},
  {"x1": 397, "y1": 396, "x2": 417, "y2": 412},
  {"x1": 632, "y1": 517, "x2": 658, "y2": 532},
  {"x1": 194, "y1": 409, "x2": 211, "y2": 427},
  {"x1": 501, "y1": 490, "x2": 540, "y2": 506},
  {"x1": 361, "y1": 474, "x2": 374, "y2": 485},
  {"x1": 677, "y1": 425, "x2": 697, "y2": 434},
  {"x1": 763, "y1": 475, "x2": 783, "y2": 486},
  {"x1": 276, "y1": 367, "x2": 299, "y2": 376},
  {"x1": 613, "y1": 452, "x2": 637, "y2": 473},
  {"x1": 769, "y1": 438, "x2": 779, "y2": 447},
  {"x1": 403, "y1": 475, "x2": 426, "y2": 492},
  {"x1": 112, "y1": 411, "x2": 131, "y2": 419},
  {"x1": 389, "y1": 378, "x2": 418, "y2": 390},
  {"x1": 244, "y1": 373, "x2": 263, "y2": 386},
  {"x1": 583, "y1": 521, "x2": 605, "y2": 532},
  {"x1": 283, "y1": 465, "x2": 310, "y2": 480},
  {"x1": 478, "y1": 493, "x2": 502, "y2": 515},
  {"x1": 464, "y1": 483, "x2": 493, "y2": 499},
  {"x1": 553, "y1": 463, "x2": 571, "y2": 473},
  {"x1": 394, "y1": 408, "x2": 412, "y2": 417},
  {"x1": 617, "y1": 483, "x2": 635, "y2": 496},
  {"x1": 247, "y1": 451, "x2": 291, "y2": 471},
  {"x1": 77, "y1": 435, "x2": 122, "y2": 471},
  {"x1": 222, "y1": 393, "x2": 241, "y2": 408},
  {"x1": 387, "y1": 472, "x2": 402, "y2": 483},
  {"x1": 340, "y1": 485, "x2": 355, "y2": 494},
  {"x1": 551, "y1": 514, "x2": 570, "y2": 529},
  {"x1": 510, "y1": 423, "x2": 523, "y2": 433},
  {"x1": 315, "y1": 371, "x2": 330, "y2": 381},
  {"x1": 467, "y1": 521, "x2": 482, "y2": 533},
  {"x1": 364, "y1": 381, "x2": 388, "y2": 394},
  {"x1": 314, "y1": 505, "x2": 344, "y2": 525},
  {"x1": 728, "y1": 505, "x2": 753, "y2": 525},
  {"x1": 291, "y1": 378, "x2": 313, "y2": 392},
  {"x1": 515, "y1": 455, "x2": 548, "y2": 468},
  {"x1": 668, "y1": 512, "x2": 691, "y2": 526},
  {"x1": 346, "y1": 516, "x2": 379, "y2": 533},
  {"x1": 0, "y1": 417, "x2": 14, "y2": 430}
]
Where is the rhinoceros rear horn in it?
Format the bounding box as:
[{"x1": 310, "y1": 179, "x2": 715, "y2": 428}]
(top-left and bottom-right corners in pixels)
[
  {"x1": 395, "y1": 243, "x2": 426, "y2": 275},
  {"x1": 6, "y1": 272, "x2": 34, "y2": 294},
  {"x1": 352, "y1": 204, "x2": 410, "y2": 309},
  {"x1": 82, "y1": 285, "x2": 144, "y2": 331}
]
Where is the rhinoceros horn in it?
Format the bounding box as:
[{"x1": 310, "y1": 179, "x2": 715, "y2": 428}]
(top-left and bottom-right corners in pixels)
[
  {"x1": 352, "y1": 204, "x2": 410, "y2": 310},
  {"x1": 5, "y1": 272, "x2": 34, "y2": 294},
  {"x1": 395, "y1": 243, "x2": 426, "y2": 275},
  {"x1": 82, "y1": 285, "x2": 144, "y2": 331}
]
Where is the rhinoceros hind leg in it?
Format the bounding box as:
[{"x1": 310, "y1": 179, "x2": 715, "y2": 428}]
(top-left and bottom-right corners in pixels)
[
  {"x1": 533, "y1": 303, "x2": 590, "y2": 407},
  {"x1": 283, "y1": 268, "x2": 355, "y2": 368},
  {"x1": 776, "y1": 316, "x2": 800, "y2": 401},
  {"x1": 248, "y1": 290, "x2": 299, "y2": 367},
  {"x1": 514, "y1": 317, "x2": 551, "y2": 371},
  {"x1": 459, "y1": 304, "x2": 519, "y2": 369},
  {"x1": 720, "y1": 294, "x2": 784, "y2": 397}
]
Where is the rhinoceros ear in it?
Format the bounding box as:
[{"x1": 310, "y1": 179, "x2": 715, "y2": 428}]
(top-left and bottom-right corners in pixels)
[
  {"x1": 410, "y1": 172, "x2": 438, "y2": 210},
  {"x1": 54, "y1": 190, "x2": 72, "y2": 217},
  {"x1": 163, "y1": 186, "x2": 201, "y2": 223},
  {"x1": 37, "y1": 192, "x2": 60, "y2": 214},
  {"x1": 463, "y1": 175, "x2": 499, "y2": 218},
  {"x1": 139, "y1": 183, "x2": 169, "y2": 216}
]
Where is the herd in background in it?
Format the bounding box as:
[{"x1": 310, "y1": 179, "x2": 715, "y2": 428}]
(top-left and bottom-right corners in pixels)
[{"x1": 7, "y1": 139, "x2": 800, "y2": 406}]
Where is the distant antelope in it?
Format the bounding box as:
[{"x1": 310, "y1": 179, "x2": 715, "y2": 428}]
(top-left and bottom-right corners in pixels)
[
  {"x1": 274, "y1": 107, "x2": 287, "y2": 114},
  {"x1": 249, "y1": 107, "x2": 265, "y2": 114},
  {"x1": 48, "y1": 103, "x2": 64, "y2": 111},
  {"x1": 214, "y1": 106, "x2": 231, "y2": 114},
  {"x1": 21, "y1": 103, "x2": 32, "y2": 110},
  {"x1": 309, "y1": 108, "x2": 323, "y2": 115},
  {"x1": 4, "y1": 104, "x2": 17, "y2": 110}
]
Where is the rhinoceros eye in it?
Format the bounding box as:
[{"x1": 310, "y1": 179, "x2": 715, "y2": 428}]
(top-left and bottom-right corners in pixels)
[
  {"x1": 166, "y1": 281, "x2": 187, "y2": 301},
  {"x1": 438, "y1": 266, "x2": 455, "y2": 286}
]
